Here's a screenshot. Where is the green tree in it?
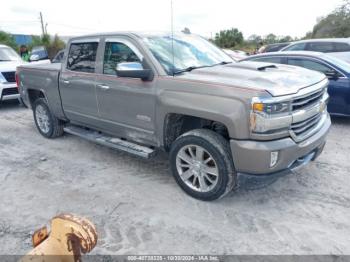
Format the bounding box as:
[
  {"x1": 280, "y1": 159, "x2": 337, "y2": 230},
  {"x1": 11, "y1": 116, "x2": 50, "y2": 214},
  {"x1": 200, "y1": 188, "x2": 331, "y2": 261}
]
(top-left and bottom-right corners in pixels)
[
  {"x1": 264, "y1": 33, "x2": 277, "y2": 44},
  {"x1": 214, "y1": 28, "x2": 244, "y2": 48},
  {"x1": 278, "y1": 35, "x2": 294, "y2": 43},
  {"x1": 29, "y1": 34, "x2": 65, "y2": 59},
  {"x1": 247, "y1": 34, "x2": 262, "y2": 44},
  {"x1": 310, "y1": 0, "x2": 350, "y2": 38},
  {"x1": 0, "y1": 31, "x2": 18, "y2": 50}
]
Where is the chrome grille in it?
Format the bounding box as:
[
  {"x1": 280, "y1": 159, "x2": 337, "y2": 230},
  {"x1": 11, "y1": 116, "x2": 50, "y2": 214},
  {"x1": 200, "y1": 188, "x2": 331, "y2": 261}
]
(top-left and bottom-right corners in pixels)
[
  {"x1": 291, "y1": 88, "x2": 325, "y2": 111},
  {"x1": 289, "y1": 85, "x2": 328, "y2": 142},
  {"x1": 291, "y1": 113, "x2": 322, "y2": 137}
]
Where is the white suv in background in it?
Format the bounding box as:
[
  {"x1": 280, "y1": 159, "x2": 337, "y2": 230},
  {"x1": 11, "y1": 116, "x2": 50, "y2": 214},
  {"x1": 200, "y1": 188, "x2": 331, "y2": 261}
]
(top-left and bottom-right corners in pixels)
[
  {"x1": 281, "y1": 38, "x2": 350, "y2": 62},
  {"x1": 0, "y1": 44, "x2": 24, "y2": 102}
]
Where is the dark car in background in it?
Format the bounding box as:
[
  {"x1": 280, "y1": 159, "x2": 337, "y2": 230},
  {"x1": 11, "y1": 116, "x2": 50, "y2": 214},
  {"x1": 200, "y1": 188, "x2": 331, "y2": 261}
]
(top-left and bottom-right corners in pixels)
[
  {"x1": 242, "y1": 51, "x2": 350, "y2": 117},
  {"x1": 258, "y1": 42, "x2": 291, "y2": 53}
]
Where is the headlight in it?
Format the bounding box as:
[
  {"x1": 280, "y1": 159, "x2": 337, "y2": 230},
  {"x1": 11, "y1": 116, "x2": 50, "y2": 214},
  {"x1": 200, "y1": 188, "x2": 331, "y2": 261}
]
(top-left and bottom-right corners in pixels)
[
  {"x1": 252, "y1": 102, "x2": 291, "y2": 114},
  {"x1": 0, "y1": 73, "x2": 7, "y2": 84},
  {"x1": 250, "y1": 99, "x2": 292, "y2": 133}
]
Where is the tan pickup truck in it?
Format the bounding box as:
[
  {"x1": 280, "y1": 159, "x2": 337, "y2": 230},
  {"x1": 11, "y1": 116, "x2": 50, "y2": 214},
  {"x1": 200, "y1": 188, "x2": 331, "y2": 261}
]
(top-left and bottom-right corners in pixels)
[{"x1": 17, "y1": 32, "x2": 331, "y2": 201}]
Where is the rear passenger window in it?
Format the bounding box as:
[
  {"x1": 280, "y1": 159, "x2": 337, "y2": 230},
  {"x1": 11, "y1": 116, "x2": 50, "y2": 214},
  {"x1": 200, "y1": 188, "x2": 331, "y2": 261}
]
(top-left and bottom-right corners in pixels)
[
  {"x1": 283, "y1": 43, "x2": 306, "y2": 51},
  {"x1": 251, "y1": 57, "x2": 283, "y2": 64},
  {"x1": 305, "y1": 42, "x2": 334, "y2": 53},
  {"x1": 103, "y1": 42, "x2": 141, "y2": 75},
  {"x1": 334, "y1": 42, "x2": 350, "y2": 52},
  {"x1": 288, "y1": 58, "x2": 331, "y2": 74},
  {"x1": 67, "y1": 42, "x2": 98, "y2": 73}
]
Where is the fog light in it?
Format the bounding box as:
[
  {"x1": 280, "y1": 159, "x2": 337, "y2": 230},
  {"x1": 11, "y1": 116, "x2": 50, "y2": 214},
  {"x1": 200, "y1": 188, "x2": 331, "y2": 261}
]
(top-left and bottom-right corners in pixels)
[{"x1": 270, "y1": 151, "x2": 279, "y2": 167}]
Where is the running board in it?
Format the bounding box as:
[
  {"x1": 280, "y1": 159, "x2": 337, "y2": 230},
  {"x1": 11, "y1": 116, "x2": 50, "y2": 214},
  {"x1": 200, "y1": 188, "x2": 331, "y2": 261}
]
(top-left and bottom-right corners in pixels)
[{"x1": 63, "y1": 125, "x2": 156, "y2": 159}]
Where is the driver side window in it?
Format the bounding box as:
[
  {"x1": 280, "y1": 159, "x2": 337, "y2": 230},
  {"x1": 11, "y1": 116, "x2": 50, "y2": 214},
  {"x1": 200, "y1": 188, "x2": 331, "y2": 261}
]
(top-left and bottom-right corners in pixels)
[{"x1": 103, "y1": 42, "x2": 141, "y2": 75}]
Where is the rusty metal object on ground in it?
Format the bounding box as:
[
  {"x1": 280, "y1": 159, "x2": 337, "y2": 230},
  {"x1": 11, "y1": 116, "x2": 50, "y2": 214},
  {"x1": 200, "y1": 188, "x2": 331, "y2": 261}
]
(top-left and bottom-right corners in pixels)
[{"x1": 20, "y1": 213, "x2": 98, "y2": 262}]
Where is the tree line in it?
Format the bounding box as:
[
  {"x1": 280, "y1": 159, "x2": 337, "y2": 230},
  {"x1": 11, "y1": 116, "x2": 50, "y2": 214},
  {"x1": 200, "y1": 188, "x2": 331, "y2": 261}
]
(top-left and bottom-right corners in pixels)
[
  {"x1": 0, "y1": 32, "x2": 65, "y2": 59},
  {"x1": 211, "y1": 0, "x2": 350, "y2": 51}
]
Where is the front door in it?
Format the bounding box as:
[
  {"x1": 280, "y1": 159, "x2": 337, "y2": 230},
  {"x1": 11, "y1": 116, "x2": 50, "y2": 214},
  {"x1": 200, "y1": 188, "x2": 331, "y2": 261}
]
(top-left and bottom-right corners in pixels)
[
  {"x1": 59, "y1": 40, "x2": 100, "y2": 126},
  {"x1": 95, "y1": 38, "x2": 157, "y2": 145}
]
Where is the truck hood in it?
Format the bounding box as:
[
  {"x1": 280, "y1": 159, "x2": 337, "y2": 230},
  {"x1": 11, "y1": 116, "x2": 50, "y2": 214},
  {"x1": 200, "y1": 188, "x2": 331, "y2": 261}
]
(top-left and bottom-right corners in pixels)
[
  {"x1": 176, "y1": 61, "x2": 326, "y2": 97},
  {"x1": 0, "y1": 61, "x2": 25, "y2": 72}
]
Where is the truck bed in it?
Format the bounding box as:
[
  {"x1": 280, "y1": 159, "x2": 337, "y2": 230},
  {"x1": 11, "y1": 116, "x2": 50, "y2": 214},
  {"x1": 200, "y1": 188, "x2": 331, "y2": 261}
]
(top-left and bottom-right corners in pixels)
[
  {"x1": 18, "y1": 63, "x2": 65, "y2": 119},
  {"x1": 20, "y1": 62, "x2": 61, "y2": 71}
]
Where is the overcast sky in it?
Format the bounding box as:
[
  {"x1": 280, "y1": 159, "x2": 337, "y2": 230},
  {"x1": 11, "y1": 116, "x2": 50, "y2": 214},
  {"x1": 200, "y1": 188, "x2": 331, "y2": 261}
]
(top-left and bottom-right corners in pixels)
[{"x1": 0, "y1": 0, "x2": 343, "y2": 38}]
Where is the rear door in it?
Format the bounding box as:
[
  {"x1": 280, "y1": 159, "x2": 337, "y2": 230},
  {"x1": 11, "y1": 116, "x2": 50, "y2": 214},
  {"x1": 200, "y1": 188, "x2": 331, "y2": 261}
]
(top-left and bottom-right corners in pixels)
[
  {"x1": 95, "y1": 37, "x2": 157, "y2": 144},
  {"x1": 59, "y1": 39, "x2": 100, "y2": 126},
  {"x1": 305, "y1": 42, "x2": 334, "y2": 53},
  {"x1": 287, "y1": 57, "x2": 349, "y2": 115}
]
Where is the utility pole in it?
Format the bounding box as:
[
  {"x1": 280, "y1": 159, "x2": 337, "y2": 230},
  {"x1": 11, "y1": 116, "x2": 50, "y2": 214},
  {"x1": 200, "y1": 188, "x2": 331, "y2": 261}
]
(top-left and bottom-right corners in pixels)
[{"x1": 39, "y1": 12, "x2": 45, "y2": 36}]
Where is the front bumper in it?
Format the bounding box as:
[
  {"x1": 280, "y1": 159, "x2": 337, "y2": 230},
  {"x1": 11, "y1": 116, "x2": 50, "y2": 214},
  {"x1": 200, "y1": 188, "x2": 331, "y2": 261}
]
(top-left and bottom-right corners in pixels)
[
  {"x1": 0, "y1": 83, "x2": 20, "y2": 101},
  {"x1": 230, "y1": 113, "x2": 331, "y2": 175}
]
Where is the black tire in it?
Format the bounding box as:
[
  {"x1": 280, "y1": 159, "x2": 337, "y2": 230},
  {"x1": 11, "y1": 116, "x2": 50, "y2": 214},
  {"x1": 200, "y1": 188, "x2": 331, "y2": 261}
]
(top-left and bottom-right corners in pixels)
[
  {"x1": 33, "y1": 98, "x2": 64, "y2": 138},
  {"x1": 169, "y1": 129, "x2": 236, "y2": 201}
]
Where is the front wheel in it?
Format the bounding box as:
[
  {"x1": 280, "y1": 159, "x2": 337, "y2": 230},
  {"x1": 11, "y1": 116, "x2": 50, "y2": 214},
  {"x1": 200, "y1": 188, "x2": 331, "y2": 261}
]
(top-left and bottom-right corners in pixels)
[
  {"x1": 169, "y1": 129, "x2": 236, "y2": 201},
  {"x1": 33, "y1": 98, "x2": 64, "y2": 138}
]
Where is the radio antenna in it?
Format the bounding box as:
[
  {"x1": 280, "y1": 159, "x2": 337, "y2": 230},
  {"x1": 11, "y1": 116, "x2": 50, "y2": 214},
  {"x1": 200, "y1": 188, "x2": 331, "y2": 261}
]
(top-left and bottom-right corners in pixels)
[{"x1": 171, "y1": 0, "x2": 175, "y2": 76}]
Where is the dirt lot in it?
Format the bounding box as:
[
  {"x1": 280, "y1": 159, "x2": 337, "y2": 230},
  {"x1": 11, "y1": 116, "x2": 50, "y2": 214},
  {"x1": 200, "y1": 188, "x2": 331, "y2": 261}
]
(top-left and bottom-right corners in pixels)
[{"x1": 1, "y1": 100, "x2": 350, "y2": 255}]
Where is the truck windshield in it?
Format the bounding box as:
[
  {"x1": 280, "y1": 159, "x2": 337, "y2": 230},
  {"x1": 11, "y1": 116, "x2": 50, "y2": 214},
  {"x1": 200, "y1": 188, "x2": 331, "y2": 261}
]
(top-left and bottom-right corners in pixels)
[
  {"x1": 142, "y1": 34, "x2": 233, "y2": 75},
  {"x1": 0, "y1": 47, "x2": 22, "y2": 62}
]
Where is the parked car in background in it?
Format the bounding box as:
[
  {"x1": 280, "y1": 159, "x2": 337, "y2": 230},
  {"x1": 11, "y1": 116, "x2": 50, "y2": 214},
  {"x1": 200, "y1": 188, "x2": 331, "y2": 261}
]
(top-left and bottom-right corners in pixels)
[
  {"x1": 242, "y1": 51, "x2": 350, "y2": 116},
  {"x1": 281, "y1": 39, "x2": 350, "y2": 63},
  {"x1": 29, "y1": 46, "x2": 51, "y2": 64},
  {"x1": 258, "y1": 42, "x2": 291, "y2": 53},
  {"x1": 52, "y1": 50, "x2": 64, "y2": 63},
  {"x1": 17, "y1": 32, "x2": 330, "y2": 200},
  {"x1": 223, "y1": 49, "x2": 248, "y2": 61},
  {"x1": 0, "y1": 44, "x2": 23, "y2": 102}
]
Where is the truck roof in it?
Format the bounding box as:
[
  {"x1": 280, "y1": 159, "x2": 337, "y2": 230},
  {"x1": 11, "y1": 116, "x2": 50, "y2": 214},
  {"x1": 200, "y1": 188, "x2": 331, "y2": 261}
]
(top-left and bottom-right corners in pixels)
[{"x1": 68, "y1": 31, "x2": 187, "y2": 42}]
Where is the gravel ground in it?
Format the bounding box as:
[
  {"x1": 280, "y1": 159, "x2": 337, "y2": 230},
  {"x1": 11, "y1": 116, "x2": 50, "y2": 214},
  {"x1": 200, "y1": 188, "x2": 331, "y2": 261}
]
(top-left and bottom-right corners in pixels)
[{"x1": 1, "y1": 100, "x2": 350, "y2": 255}]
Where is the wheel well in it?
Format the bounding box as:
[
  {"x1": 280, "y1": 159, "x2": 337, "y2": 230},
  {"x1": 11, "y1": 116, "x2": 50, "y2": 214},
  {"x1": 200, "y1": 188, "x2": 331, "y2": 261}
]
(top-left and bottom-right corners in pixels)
[
  {"x1": 163, "y1": 113, "x2": 229, "y2": 151},
  {"x1": 27, "y1": 89, "x2": 45, "y2": 107}
]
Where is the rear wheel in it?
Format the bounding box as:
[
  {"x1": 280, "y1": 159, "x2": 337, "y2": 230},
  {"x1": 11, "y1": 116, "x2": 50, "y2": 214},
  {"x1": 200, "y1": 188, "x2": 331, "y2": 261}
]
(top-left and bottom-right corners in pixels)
[
  {"x1": 33, "y1": 98, "x2": 64, "y2": 138},
  {"x1": 170, "y1": 129, "x2": 236, "y2": 201}
]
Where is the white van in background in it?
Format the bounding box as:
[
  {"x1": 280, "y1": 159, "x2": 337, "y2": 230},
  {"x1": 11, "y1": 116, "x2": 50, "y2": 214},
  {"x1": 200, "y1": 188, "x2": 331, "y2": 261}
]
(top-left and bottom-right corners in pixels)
[{"x1": 281, "y1": 38, "x2": 350, "y2": 63}]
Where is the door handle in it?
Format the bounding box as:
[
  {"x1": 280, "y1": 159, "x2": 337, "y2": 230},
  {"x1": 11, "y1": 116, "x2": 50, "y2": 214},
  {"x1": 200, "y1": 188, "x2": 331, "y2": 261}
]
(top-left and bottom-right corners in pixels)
[
  {"x1": 62, "y1": 80, "x2": 70, "y2": 84},
  {"x1": 97, "y1": 84, "x2": 110, "y2": 90}
]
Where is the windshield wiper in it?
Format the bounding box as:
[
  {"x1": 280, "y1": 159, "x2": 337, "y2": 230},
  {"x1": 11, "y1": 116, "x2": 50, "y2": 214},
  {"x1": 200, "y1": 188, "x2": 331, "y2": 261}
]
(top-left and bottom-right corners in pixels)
[
  {"x1": 173, "y1": 61, "x2": 232, "y2": 75},
  {"x1": 0, "y1": 59, "x2": 12, "y2": 62},
  {"x1": 213, "y1": 61, "x2": 232, "y2": 66},
  {"x1": 173, "y1": 65, "x2": 209, "y2": 75}
]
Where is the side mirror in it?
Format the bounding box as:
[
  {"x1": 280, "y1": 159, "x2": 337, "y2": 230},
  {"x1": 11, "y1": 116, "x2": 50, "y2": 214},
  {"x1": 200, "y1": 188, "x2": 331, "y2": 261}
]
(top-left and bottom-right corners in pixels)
[
  {"x1": 29, "y1": 54, "x2": 40, "y2": 62},
  {"x1": 325, "y1": 70, "x2": 339, "y2": 80},
  {"x1": 116, "y1": 62, "x2": 153, "y2": 81}
]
